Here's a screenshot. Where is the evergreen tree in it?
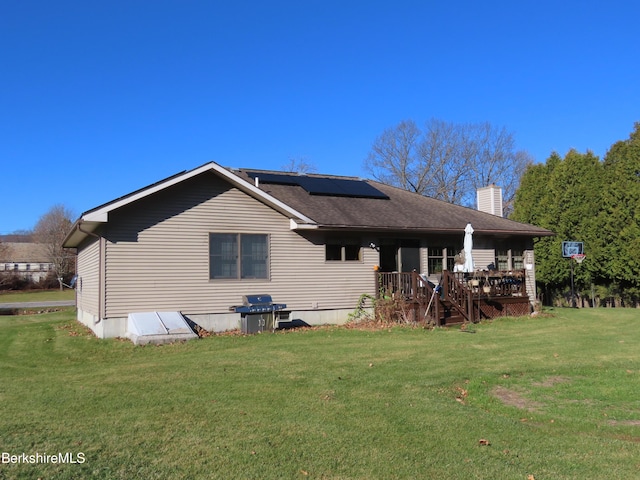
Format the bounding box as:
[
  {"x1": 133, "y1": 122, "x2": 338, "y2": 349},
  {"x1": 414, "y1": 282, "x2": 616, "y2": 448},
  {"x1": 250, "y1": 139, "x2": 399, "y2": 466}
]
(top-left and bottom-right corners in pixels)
[
  {"x1": 598, "y1": 123, "x2": 640, "y2": 303},
  {"x1": 511, "y1": 154, "x2": 559, "y2": 293},
  {"x1": 512, "y1": 150, "x2": 604, "y2": 304}
]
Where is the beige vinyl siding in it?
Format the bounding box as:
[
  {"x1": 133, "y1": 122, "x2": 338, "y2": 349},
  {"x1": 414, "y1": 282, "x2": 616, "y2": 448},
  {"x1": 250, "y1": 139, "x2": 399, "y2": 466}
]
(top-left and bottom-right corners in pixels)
[
  {"x1": 524, "y1": 249, "x2": 536, "y2": 302},
  {"x1": 271, "y1": 231, "x2": 377, "y2": 311},
  {"x1": 102, "y1": 173, "x2": 376, "y2": 318},
  {"x1": 472, "y1": 249, "x2": 495, "y2": 271},
  {"x1": 76, "y1": 236, "x2": 101, "y2": 317}
]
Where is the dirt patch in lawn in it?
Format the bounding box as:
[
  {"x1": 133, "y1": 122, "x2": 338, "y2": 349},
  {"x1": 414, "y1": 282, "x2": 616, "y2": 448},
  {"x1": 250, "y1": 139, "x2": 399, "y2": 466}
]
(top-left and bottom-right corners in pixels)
[
  {"x1": 608, "y1": 420, "x2": 640, "y2": 427},
  {"x1": 532, "y1": 376, "x2": 571, "y2": 388},
  {"x1": 492, "y1": 386, "x2": 543, "y2": 412}
]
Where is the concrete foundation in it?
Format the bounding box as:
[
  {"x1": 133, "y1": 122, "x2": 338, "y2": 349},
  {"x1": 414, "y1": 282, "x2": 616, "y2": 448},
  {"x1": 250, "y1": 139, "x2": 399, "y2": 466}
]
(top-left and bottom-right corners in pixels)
[{"x1": 77, "y1": 307, "x2": 357, "y2": 339}]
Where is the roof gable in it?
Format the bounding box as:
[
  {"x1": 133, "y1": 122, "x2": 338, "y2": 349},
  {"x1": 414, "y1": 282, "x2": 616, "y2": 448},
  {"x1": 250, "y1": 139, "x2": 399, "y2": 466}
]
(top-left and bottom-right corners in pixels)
[{"x1": 63, "y1": 162, "x2": 316, "y2": 247}]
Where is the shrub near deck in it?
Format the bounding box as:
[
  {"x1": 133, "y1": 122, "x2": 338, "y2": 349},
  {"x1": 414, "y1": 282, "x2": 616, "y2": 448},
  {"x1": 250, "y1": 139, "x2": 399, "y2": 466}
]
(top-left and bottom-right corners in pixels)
[{"x1": 1, "y1": 308, "x2": 640, "y2": 479}]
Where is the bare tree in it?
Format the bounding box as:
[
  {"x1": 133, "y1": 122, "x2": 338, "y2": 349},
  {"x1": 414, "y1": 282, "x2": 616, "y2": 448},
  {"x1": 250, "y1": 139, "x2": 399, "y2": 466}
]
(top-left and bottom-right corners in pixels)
[
  {"x1": 364, "y1": 119, "x2": 532, "y2": 214},
  {"x1": 281, "y1": 156, "x2": 318, "y2": 174},
  {"x1": 33, "y1": 204, "x2": 76, "y2": 289},
  {"x1": 365, "y1": 120, "x2": 423, "y2": 192},
  {"x1": 466, "y1": 122, "x2": 533, "y2": 213}
]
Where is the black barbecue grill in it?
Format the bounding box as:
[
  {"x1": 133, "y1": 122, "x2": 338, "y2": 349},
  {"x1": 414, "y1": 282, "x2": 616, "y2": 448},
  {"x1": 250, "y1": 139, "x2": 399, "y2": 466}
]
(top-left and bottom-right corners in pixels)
[{"x1": 231, "y1": 294, "x2": 287, "y2": 333}]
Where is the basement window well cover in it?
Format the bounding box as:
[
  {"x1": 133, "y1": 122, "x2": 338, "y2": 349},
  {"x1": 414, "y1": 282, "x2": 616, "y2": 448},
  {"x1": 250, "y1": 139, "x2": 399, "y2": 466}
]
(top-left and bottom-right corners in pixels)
[{"x1": 126, "y1": 311, "x2": 198, "y2": 345}]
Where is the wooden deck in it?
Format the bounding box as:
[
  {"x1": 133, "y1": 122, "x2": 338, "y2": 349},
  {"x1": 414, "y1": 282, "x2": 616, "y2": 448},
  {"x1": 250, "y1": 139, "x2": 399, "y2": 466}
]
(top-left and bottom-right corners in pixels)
[{"x1": 375, "y1": 269, "x2": 531, "y2": 326}]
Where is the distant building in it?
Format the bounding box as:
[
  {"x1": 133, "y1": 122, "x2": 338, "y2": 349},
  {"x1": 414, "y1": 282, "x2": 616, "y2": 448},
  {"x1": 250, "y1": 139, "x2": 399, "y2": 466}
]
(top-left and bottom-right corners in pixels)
[{"x1": 0, "y1": 242, "x2": 54, "y2": 283}]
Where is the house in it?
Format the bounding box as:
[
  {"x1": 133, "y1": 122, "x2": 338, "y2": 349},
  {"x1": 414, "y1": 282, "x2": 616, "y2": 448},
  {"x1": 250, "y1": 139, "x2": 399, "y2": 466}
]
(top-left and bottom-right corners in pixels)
[
  {"x1": 0, "y1": 242, "x2": 54, "y2": 283},
  {"x1": 63, "y1": 161, "x2": 553, "y2": 338}
]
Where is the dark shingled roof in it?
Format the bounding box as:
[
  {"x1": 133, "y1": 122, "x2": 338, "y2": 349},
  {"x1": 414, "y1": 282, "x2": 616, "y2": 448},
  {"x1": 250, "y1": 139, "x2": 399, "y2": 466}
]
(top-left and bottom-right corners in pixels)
[{"x1": 236, "y1": 169, "x2": 553, "y2": 237}]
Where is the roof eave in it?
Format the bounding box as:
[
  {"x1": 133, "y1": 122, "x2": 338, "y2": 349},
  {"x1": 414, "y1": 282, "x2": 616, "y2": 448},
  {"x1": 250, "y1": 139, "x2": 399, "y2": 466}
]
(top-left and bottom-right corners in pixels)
[{"x1": 301, "y1": 224, "x2": 555, "y2": 236}]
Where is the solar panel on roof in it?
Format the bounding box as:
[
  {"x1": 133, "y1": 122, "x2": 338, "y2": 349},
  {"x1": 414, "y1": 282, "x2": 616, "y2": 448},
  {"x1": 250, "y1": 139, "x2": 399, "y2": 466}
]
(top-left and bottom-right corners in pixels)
[
  {"x1": 298, "y1": 177, "x2": 389, "y2": 198},
  {"x1": 246, "y1": 172, "x2": 299, "y2": 185},
  {"x1": 245, "y1": 171, "x2": 389, "y2": 199}
]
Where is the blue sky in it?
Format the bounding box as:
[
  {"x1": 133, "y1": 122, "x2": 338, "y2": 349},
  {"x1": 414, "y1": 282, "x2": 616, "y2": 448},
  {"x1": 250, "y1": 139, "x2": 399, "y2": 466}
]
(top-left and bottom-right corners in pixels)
[{"x1": 1, "y1": 0, "x2": 638, "y2": 234}]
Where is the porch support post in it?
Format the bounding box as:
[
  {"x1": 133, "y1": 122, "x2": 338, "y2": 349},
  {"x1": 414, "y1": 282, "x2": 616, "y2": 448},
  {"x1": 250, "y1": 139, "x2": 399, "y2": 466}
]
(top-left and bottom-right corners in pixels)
[{"x1": 411, "y1": 270, "x2": 418, "y2": 303}]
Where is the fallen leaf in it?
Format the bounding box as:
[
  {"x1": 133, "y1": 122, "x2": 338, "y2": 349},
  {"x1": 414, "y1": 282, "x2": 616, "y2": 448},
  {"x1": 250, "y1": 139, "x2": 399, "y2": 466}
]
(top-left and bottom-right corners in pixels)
[
  {"x1": 456, "y1": 387, "x2": 468, "y2": 397},
  {"x1": 300, "y1": 470, "x2": 309, "y2": 476},
  {"x1": 528, "y1": 475, "x2": 536, "y2": 480},
  {"x1": 478, "y1": 439, "x2": 491, "y2": 446}
]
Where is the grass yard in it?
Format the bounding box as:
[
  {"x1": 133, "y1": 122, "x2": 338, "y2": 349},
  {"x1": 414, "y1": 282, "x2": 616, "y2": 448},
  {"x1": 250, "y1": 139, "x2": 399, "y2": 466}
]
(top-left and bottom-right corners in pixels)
[
  {"x1": 0, "y1": 289, "x2": 75, "y2": 304},
  {"x1": 1, "y1": 308, "x2": 640, "y2": 479}
]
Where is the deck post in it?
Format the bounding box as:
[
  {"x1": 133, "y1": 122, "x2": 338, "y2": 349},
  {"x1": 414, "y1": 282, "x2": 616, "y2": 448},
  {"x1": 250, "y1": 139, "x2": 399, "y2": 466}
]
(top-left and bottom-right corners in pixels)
[
  {"x1": 411, "y1": 270, "x2": 418, "y2": 302},
  {"x1": 434, "y1": 288, "x2": 441, "y2": 326}
]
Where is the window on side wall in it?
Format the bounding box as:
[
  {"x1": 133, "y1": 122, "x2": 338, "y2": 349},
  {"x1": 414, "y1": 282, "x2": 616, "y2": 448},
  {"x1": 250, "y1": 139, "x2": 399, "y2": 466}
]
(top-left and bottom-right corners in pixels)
[
  {"x1": 496, "y1": 249, "x2": 509, "y2": 270},
  {"x1": 325, "y1": 240, "x2": 362, "y2": 262},
  {"x1": 209, "y1": 233, "x2": 269, "y2": 280},
  {"x1": 428, "y1": 246, "x2": 456, "y2": 274},
  {"x1": 495, "y1": 248, "x2": 524, "y2": 270},
  {"x1": 512, "y1": 250, "x2": 524, "y2": 269},
  {"x1": 428, "y1": 247, "x2": 443, "y2": 274}
]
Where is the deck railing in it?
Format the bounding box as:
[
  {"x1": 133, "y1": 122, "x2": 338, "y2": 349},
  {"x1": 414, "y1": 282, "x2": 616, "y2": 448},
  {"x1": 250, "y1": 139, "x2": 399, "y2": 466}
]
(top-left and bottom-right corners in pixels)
[
  {"x1": 375, "y1": 271, "x2": 441, "y2": 324},
  {"x1": 455, "y1": 270, "x2": 527, "y2": 297},
  {"x1": 376, "y1": 269, "x2": 528, "y2": 324}
]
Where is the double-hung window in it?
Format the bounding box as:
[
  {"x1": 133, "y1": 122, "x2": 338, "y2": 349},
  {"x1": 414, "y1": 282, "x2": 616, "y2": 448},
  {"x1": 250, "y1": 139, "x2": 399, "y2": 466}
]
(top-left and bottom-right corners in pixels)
[
  {"x1": 495, "y1": 248, "x2": 524, "y2": 270},
  {"x1": 428, "y1": 246, "x2": 456, "y2": 274},
  {"x1": 209, "y1": 233, "x2": 268, "y2": 279}
]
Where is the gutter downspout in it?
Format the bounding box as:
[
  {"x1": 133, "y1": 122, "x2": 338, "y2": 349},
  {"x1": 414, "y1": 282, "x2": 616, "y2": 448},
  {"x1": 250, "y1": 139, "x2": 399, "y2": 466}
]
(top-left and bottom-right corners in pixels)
[{"x1": 77, "y1": 223, "x2": 104, "y2": 324}]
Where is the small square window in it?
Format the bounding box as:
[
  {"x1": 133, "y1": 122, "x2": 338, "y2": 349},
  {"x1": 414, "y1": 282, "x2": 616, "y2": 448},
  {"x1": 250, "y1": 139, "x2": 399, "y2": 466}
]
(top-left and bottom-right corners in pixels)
[
  {"x1": 325, "y1": 244, "x2": 342, "y2": 261},
  {"x1": 344, "y1": 245, "x2": 361, "y2": 261}
]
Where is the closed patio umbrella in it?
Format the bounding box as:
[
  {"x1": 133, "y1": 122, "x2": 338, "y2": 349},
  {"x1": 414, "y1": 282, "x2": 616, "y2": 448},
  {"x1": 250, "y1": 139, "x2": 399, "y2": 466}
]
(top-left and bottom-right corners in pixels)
[{"x1": 463, "y1": 223, "x2": 474, "y2": 272}]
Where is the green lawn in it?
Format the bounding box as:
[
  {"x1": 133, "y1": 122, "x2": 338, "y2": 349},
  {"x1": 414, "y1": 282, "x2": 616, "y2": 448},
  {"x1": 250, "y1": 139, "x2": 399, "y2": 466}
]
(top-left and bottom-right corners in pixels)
[
  {"x1": 0, "y1": 289, "x2": 75, "y2": 303},
  {"x1": 1, "y1": 308, "x2": 640, "y2": 479}
]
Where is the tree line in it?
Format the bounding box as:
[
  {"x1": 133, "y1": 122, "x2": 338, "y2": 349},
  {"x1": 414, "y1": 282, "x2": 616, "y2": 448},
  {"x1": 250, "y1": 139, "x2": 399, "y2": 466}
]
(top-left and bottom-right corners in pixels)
[{"x1": 511, "y1": 123, "x2": 640, "y2": 307}]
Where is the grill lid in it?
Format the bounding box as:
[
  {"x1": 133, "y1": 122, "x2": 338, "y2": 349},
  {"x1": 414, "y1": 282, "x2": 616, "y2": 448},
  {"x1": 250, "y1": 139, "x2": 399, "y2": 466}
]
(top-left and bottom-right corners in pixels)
[
  {"x1": 232, "y1": 294, "x2": 286, "y2": 313},
  {"x1": 243, "y1": 294, "x2": 274, "y2": 306}
]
